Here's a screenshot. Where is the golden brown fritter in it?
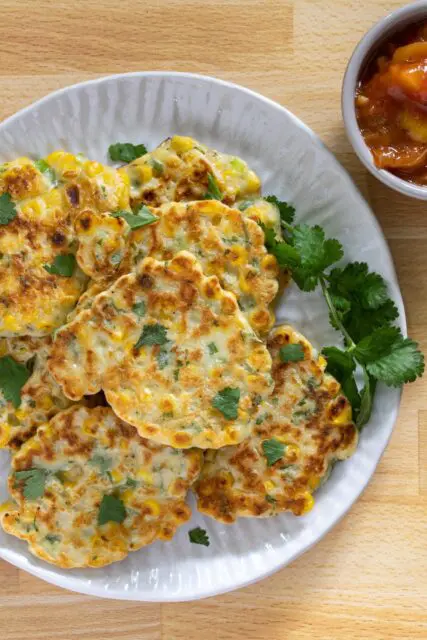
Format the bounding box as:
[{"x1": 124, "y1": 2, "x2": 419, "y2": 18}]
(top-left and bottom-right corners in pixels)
[
  {"x1": 48, "y1": 251, "x2": 274, "y2": 449},
  {"x1": 195, "y1": 325, "x2": 358, "y2": 522},
  {"x1": 0, "y1": 405, "x2": 202, "y2": 568}
]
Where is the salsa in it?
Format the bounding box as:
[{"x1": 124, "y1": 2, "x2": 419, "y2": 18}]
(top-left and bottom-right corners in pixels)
[{"x1": 356, "y1": 22, "x2": 427, "y2": 186}]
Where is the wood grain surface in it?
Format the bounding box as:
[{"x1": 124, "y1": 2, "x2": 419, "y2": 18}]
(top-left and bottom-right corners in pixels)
[{"x1": 0, "y1": 1, "x2": 426, "y2": 639}]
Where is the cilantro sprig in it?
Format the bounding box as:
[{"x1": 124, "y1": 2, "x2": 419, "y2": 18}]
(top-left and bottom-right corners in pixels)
[
  {"x1": 0, "y1": 356, "x2": 32, "y2": 408},
  {"x1": 261, "y1": 195, "x2": 424, "y2": 428},
  {"x1": 108, "y1": 142, "x2": 147, "y2": 163},
  {"x1": 112, "y1": 205, "x2": 158, "y2": 230},
  {"x1": 189, "y1": 526, "x2": 210, "y2": 547}
]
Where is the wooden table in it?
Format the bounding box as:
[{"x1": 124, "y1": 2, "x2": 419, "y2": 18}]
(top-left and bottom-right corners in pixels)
[{"x1": 0, "y1": 1, "x2": 426, "y2": 638}]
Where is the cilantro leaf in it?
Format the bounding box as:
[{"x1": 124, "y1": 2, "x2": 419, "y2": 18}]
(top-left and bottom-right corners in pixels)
[
  {"x1": 132, "y1": 301, "x2": 146, "y2": 317},
  {"x1": 328, "y1": 263, "x2": 389, "y2": 310},
  {"x1": 353, "y1": 327, "x2": 402, "y2": 364},
  {"x1": 322, "y1": 347, "x2": 360, "y2": 412},
  {"x1": 135, "y1": 323, "x2": 169, "y2": 349},
  {"x1": 357, "y1": 370, "x2": 377, "y2": 428},
  {"x1": 341, "y1": 301, "x2": 399, "y2": 343},
  {"x1": 264, "y1": 195, "x2": 295, "y2": 225},
  {"x1": 112, "y1": 205, "x2": 158, "y2": 230},
  {"x1": 265, "y1": 494, "x2": 277, "y2": 504},
  {"x1": 14, "y1": 468, "x2": 48, "y2": 500},
  {"x1": 0, "y1": 356, "x2": 31, "y2": 408},
  {"x1": 34, "y1": 159, "x2": 57, "y2": 185},
  {"x1": 237, "y1": 200, "x2": 254, "y2": 212},
  {"x1": 360, "y1": 332, "x2": 425, "y2": 386},
  {"x1": 208, "y1": 342, "x2": 218, "y2": 355},
  {"x1": 45, "y1": 534, "x2": 61, "y2": 544},
  {"x1": 109, "y1": 142, "x2": 147, "y2": 163},
  {"x1": 203, "y1": 173, "x2": 222, "y2": 200},
  {"x1": 292, "y1": 224, "x2": 343, "y2": 275},
  {"x1": 150, "y1": 158, "x2": 164, "y2": 176},
  {"x1": 327, "y1": 263, "x2": 399, "y2": 342},
  {"x1": 98, "y1": 494, "x2": 126, "y2": 525},
  {"x1": 262, "y1": 438, "x2": 285, "y2": 466},
  {"x1": 212, "y1": 387, "x2": 240, "y2": 420},
  {"x1": 189, "y1": 526, "x2": 210, "y2": 547},
  {"x1": 0, "y1": 193, "x2": 17, "y2": 226},
  {"x1": 44, "y1": 254, "x2": 76, "y2": 277},
  {"x1": 279, "y1": 344, "x2": 305, "y2": 363},
  {"x1": 322, "y1": 346, "x2": 356, "y2": 379}
]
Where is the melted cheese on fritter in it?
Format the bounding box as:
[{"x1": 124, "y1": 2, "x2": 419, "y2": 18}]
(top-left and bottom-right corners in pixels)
[
  {"x1": 120, "y1": 136, "x2": 261, "y2": 209},
  {"x1": 196, "y1": 325, "x2": 358, "y2": 522},
  {"x1": 117, "y1": 200, "x2": 278, "y2": 334},
  {"x1": 48, "y1": 252, "x2": 274, "y2": 449},
  {"x1": 0, "y1": 405, "x2": 202, "y2": 568},
  {"x1": 0, "y1": 336, "x2": 72, "y2": 449}
]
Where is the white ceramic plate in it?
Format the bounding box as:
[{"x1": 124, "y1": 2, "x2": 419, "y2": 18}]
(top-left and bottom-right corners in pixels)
[{"x1": 0, "y1": 72, "x2": 405, "y2": 602}]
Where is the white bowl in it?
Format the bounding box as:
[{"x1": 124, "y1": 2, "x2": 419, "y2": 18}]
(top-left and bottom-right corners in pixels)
[
  {"x1": 342, "y1": 0, "x2": 427, "y2": 200},
  {"x1": 0, "y1": 72, "x2": 405, "y2": 601}
]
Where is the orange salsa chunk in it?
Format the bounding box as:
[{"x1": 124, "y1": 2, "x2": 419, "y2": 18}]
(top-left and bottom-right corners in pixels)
[{"x1": 356, "y1": 22, "x2": 427, "y2": 185}]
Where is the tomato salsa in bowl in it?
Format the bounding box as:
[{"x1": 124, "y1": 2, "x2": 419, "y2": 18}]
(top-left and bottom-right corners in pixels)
[{"x1": 342, "y1": 1, "x2": 427, "y2": 200}]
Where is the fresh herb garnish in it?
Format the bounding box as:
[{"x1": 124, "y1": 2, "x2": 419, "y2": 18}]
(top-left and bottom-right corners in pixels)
[
  {"x1": 189, "y1": 526, "x2": 210, "y2": 547},
  {"x1": 132, "y1": 301, "x2": 146, "y2": 317},
  {"x1": 208, "y1": 342, "x2": 218, "y2": 355},
  {"x1": 260, "y1": 198, "x2": 424, "y2": 428},
  {"x1": 279, "y1": 344, "x2": 305, "y2": 363},
  {"x1": 98, "y1": 494, "x2": 126, "y2": 525},
  {"x1": 0, "y1": 193, "x2": 17, "y2": 226},
  {"x1": 265, "y1": 494, "x2": 277, "y2": 504},
  {"x1": 211, "y1": 387, "x2": 240, "y2": 420},
  {"x1": 111, "y1": 205, "x2": 158, "y2": 230},
  {"x1": 108, "y1": 142, "x2": 147, "y2": 163},
  {"x1": 34, "y1": 159, "x2": 57, "y2": 185},
  {"x1": 0, "y1": 356, "x2": 31, "y2": 408},
  {"x1": 45, "y1": 534, "x2": 61, "y2": 544},
  {"x1": 262, "y1": 438, "x2": 286, "y2": 467},
  {"x1": 135, "y1": 323, "x2": 169, "y2": 349},
  {"x1": 44, "y1": 254, "x2": 76, "y2": 277},
  {"x1": 264, "y1": 195, "x2": 295, "y2": 226},
  {"x1": 150, "y1": 158, "x2": 164, "y2": 176},
  {"x1": 14, "y1": 468, "x2": 48, "y2": 500},
  {"x1": 203, "y1": 173, "x2": 222, "y2": 200}
]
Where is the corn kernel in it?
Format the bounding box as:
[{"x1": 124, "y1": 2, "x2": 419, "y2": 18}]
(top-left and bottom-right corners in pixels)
[
  {"x1": 136, "y1": 469, "x2": 153, "y2": 484},
  {"x1": 318, "y1": 355, "x2": 327, "y2": 369},
  {"x1": 264, "y1": 480, "x2": 275, "y2": 493},
  {"x1": 230, "y1": 245, "x2": 248, "y2": 266},
  {"x1": 2, "y1": 315, "x2": 18, "y2": 331},
  {"x1": 246, "y1": 171, "x2": 261, "y2": 193},
  {"x1": 39, "y1": 395, "x2": 53, "y2": 411},
  {"x1": 0, "y1": 500, "x2": 16, "y2": 515},
  {"x1": 170, "y1": 135, "x2": 194, "y2": 153},
  {"x1": 331, "y1": 403, "x2": 352, "y2": 425},
  {"x1": 286, "y1": 444, "x2": 300, "y2": 460},
  {"x1": 261, "y1": 254, "x2": 278, "y2": 270},
  {"x1": 144, "y1": 499, "x2": 161, "y2": 517},
  {"x1": 110, "y1": 469, "x2": 123, "y2": 483},
  {"x1": 301, "y1": 492, "x2": 315, "y2": 515},
  {"x1": 121, "y1": 489, "x2": 134, "y2": 505},
  {"x1": 238, "y1": 274, "x2": 251, "y2": 294},
  {"x1": 0, "y1": 424, "x2": 11, "y2": 447}
]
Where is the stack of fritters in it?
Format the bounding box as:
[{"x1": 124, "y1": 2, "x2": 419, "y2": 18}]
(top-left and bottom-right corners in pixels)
[{"x1": 0, "y1": 137, "x2": 357, "y2": 568}]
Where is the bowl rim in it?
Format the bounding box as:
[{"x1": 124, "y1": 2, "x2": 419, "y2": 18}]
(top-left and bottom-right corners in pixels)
[
  {"x1": 342, "y1": 0, "x2": 427, "y2": 201},
  {"x1": 0, "y1": 70, "x2": 406, "y2": 601}
]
